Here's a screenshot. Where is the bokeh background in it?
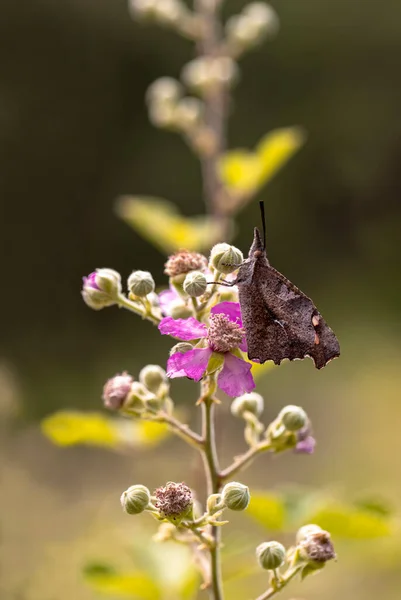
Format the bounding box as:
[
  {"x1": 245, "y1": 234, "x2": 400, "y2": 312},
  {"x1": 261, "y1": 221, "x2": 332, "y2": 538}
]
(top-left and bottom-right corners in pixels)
[{"x1": 1, "y1": 0, "x2": 401, "y2": 598}]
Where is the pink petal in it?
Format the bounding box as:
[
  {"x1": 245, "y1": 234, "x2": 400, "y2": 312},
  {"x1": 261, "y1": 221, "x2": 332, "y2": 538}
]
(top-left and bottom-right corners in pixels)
[
  {"x1": 158, "y1": 287, "x2": 179, "y2": 315},
  {"x1": 217, "y1": 352, "x2": 255, "y2": 397},
  {"x1": 167, "y1": 348, "x2": 213, "y2": 381},
  {"x1": 239, "y1": 337, "x2": 247, "y2": 352},
  {"x1": 159, "y1": 316, "x2": 207, "y2": 341},
  {"x1": 211, "y1": 302, "x2": 242, "y2": 326}
]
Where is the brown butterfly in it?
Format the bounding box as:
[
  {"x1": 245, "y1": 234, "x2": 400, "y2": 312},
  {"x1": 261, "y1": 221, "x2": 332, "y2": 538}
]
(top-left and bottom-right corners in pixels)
[{"x1": 235, "y1": 205, "x2": 340, "y2": 369}]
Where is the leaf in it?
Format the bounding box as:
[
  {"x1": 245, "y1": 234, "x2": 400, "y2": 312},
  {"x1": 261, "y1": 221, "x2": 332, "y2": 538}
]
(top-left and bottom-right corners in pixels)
[
  {"x1": 41, "y1": 411, "x2": 171, "y2": 449},
  {"x1": 305, "y1": 502, "x2": 394, "y2": 539},
  {"x1": 246, "y1": 492, "x2": 287, "y2": 531},
  {"x1": 83, "y1": 564, "x2": 162, "y2": 599},
  {"x1": 219, "y1": 127, "x2": 306, "y2": 196},
  {"x1": 116, "y1": 196, "x2": 224, "y2": 253}
]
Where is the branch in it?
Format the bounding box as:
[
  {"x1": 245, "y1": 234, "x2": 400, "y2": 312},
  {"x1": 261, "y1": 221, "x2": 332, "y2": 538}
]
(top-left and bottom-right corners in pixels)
[
  {"x1": 219, "y1": 441, "x2": 272, "y2": 483},
  {"x1": 254, "y1": 567, "x2": 302, "y2": 600}
]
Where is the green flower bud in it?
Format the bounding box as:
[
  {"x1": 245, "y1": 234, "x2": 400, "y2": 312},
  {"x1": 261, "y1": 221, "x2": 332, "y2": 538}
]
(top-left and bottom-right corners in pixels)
[
  {"x1": 183, "y1": 270, "x2": 208, "y2": 297},
  {"x1": 128, "y1": 270, "x2": 155, "y2": 297},
  {"x1": 221, "y1": 482, "x2": 250, "y2": 511},
  {"x1": 210, "y1": 243, "x2": 243, "y2": 274},
  {"x1": 278, "y1": 405, "x2": 307, "y2": 431},
  {"x1": 149, "y1": 102, "x2": 177, "y2": 129},
  {"x1": 256, "y1": 541, "x2": 286, "y2": 570},
  {"x1": 146, "y1": 77, "x2": 182, "y2": 106},
  {"x1": 296, "y1": 524, "x2": 323, "y2": 545},
  {"x1": 139, "y1": 364, "x2": 168, "y2": 395},
  {"x1": 231, "y1": 392, "x2": 264, "y2": 418},
  {"x1": 207, "y1": 493, "x2": 223, "y2": 514},
  {"x1": 124, "y1": 381, "x2": 157, "y2": 414},
  {"x1": 170, "y1": 342, "x2": 194, "y2": 356},
  {"x1": 120, "y1": 484, "x2": 151, "y2": 514},
  {"x1": 182, "y1": 57, "x2": 238, "y2": 94},
  {"x1": 244, "y1": 2, "x2": 279, "y2": 37}
]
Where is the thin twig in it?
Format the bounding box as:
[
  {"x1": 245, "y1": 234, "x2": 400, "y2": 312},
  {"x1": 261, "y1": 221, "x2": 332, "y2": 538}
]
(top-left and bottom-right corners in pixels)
[
  {"x1": 152, "y1": 411, "x2": 204, "y2": 449},
  {"x1": 254, "y1": 567, "x2": 302, "y2": 600},
  {"x1": 219, "y1": 441, "x2": 272, "y2": 483}
]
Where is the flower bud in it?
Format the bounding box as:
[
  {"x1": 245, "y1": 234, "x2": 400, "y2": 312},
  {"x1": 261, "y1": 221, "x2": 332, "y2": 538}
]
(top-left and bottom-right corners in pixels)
[
  {"x1": 244, "y1": 2, "x2": 279, "y2": 37},
  {"x1": 169, "y1": 342, "x2": 194, "y2": 356},
  {"x1": 183, "y1": 270, "x2": 208, "y2": 297},
  {"x1": 231, "y1": 392, "x2": 264, "y2": 418},
  {"x1": 129, "y1": 0, "x2": 158, "y2": 20},
  {"x1": 182, "y1": 57, "x2": 239, "y2": 94},
  {"x1": 298, "y1": 530, "x2": 336, "y2": 564},
  {"x1": 128, "y1": 270, "x2": 155, "y2": 297},
  {"x1": 174, "y1": 97, "x2": 203, "y2": 131},
  {"x1": 82, "y1": 269, "x2": 122, "y2": 310},
  {"x1": 147, "y1": 76, "x2": 181, "y2": 104},
  {"x1": 139, "y1": 364, "x2": 168, "y2": 395},
  {"x1": 278, "y1": 405, "x2": 307, "y2": 431},
  {"x1": 165, "y1": 250, "x2": 208, "y2": 278},
  {"x1": 296, "y1": 524, "x2": 323, "y2": 545},
  {"x1": 125, "y1": 381, "x2": 157, "y2": 414},
  {"x1": 155, "y1": 0, "x2": 184, "y2": 26},
  {"x1": 210, "y1": 243, "x2": 243, "y2": 274},
  {"x1": 149, "y1": 102, "x2": 177, "y2": 129},
  {"x1": 207, "y1": 493, "x2": 223, "y2": 514},
  {"x1": 256, "y1": 541, "x2": 286, "y2": 570},
  {"x1": 120, "y1": 484, "x2": 151, "y2": 514},
  {"x1": 154, "y1": 482, "x2": 193, "y2": 524},
  {"x1": 221, "y1": 482, "x2": 250, "y2": 511},
  {"x1": 169, "y1": 301, "x2": 193, "y2": 319},
  {"x1": 102, "y1": 372, "x2": 134, "y2": 411}
]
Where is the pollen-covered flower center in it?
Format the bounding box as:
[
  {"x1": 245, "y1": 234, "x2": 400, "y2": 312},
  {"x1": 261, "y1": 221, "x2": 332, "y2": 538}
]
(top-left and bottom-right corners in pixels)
[
  {"x1": 164, "y1": 250, "x2": 208, "y2": 277},
  {"x1": 207, "y1": 314, "x2": 244, "y2": 353}
]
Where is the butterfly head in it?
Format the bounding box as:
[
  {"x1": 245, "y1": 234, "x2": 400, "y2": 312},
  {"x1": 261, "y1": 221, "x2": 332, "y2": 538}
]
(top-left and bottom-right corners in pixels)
[{"x1": 249, "y1": 227, "x2": 265, "y2": 258}]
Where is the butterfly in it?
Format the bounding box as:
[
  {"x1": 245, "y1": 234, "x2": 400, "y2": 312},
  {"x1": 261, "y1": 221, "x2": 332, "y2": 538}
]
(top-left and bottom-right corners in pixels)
[{"x1": 235, "y1": 204, "x2": 340, "y2": 369}]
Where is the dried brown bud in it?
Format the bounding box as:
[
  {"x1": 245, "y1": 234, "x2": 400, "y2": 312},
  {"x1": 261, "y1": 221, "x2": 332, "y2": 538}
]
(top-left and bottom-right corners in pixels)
[
  {"x1": 164, "y1": 250, "x2": 208, "y2": 278},
  {"x1": 299, "y1": 530, "x2": 336, "y2": 564},
  {"x1": 154, "y1": 481, "x2": 193, "y2": 523}
]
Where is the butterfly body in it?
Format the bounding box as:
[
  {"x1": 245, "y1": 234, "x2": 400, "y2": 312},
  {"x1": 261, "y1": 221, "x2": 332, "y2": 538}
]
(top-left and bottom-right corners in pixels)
[{"x1": 236, "y1": 227, "x2": 340, "y2": 369}]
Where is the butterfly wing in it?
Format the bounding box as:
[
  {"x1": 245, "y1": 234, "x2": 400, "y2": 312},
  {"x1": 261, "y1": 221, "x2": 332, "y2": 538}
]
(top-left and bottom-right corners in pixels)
[{"x1": 238, "y1": 257, "x2": 340, "y2": 369}]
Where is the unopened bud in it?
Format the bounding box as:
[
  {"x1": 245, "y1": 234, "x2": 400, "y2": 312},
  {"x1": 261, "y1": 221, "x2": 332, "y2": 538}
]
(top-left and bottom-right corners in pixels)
[
  {"x1": 182, "y1": 57, "x2": 238, "y2": 94},
  {"x1": 82, "y1": 269, "x2": 121, "y2": 309},
  {"x1": 207, "y1": 493, "x2": 223, "y2": 514},
  {"x1": 210, "y1": 243, "x2": 243, "y2": 274},
  {"x1": 231, "y1": 392, "x2": 264, "y2": 418},
  {"x1": 221, "y1": 482, "x2": 250, "y2": 511},
  {"x1": 102, "y1": 372, "x2": 134, "y2": 410},
  {"x1": 125, "y1": 381, "x2": 157, "y2": 414},
  {"x1": 128, "y1": 270, "x2": 155, "y2": 297},
  {"x1": 183, "y1": 270, "x2": 208, "y2": 297},
  {"x1": 169, "y1": 301, "x2": 193, "y2": 319},
  {"x1": 120, "y1": 484, "x2": 151, "y2": 514},
  {"x1": 175, "y1": 97, "x2": 203, "y2": 130},
  {"x1": 139, "y1": 364, "x2": 168, "y2": 395},
  {"x1": 146, "y1": 77, "x2": 182, "y2": 106},
  {"x1": 278, "y1": 405, "x2": 307, "y2": 431},
  {"x1": 256, "y1": 541, "x2": 286, "y2": 570},
  {"x1": 149, "y1": 103, "x2": 177, "y2": 128},
  {"x1": 169, "y1": 342, "x2": 194, "y2": 356},
  {"x1": 244, "y1": 2, "x2": 279, "y2": 37}
]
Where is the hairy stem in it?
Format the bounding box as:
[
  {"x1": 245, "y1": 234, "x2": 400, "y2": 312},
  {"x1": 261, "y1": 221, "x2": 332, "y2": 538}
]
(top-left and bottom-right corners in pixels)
[
  {"x1": 219, "y1": 440, "x2": 273, "y2": 483},
  {"x1": 202, "y1": 394, "x2": 224, "y2": 600},
  {"x1": 153, "y1": 411, "x2": 204, "y2": 449},
  {"x1": 195, "y1": 0, "x2": 230, "y2": 239},
  {"x1": 254, "y1": 567, "x2": 302, "y2": 600},
  {"x1": 117, "y1": 294, "x2": 160, "y2": 324}
]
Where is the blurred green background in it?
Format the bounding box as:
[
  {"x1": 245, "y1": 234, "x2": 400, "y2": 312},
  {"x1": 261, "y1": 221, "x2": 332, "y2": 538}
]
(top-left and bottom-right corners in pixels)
[{"x1": 1, "y1": 0, "x2": 401, "y2": 598}]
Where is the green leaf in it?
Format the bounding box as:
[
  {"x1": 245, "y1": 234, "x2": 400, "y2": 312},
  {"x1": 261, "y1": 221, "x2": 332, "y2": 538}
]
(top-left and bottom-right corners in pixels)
[
  {"x1": 246, "y1": 492, "x2": 287, "y2": 531},
  {"x1": 41, "y1": 411, "x2": 170, "y2": 449},
  {"x1": 116, "y1": 196, "x2": 224, "y2": 253},
  {"x1": 305, "y1": 502, "x2": 394, "y2": 539},
  {"x1": 219, "y1": 127, "x2": 305, "y2": 196},
  {"x1": 83, "y1": 565, "x2": 162, "y2": 599}
]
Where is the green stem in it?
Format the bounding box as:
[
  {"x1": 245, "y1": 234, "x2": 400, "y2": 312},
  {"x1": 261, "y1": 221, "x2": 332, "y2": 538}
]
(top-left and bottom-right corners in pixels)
[
  {"x1": 254, "y1": 567, "x2": 302, "y2": 600},
  {"x1": 117, "y1": 294, "x2": 160, "y2": 324},
  {"x1": 219, "y1": 440, "x2": 272, "y2": 483},
  {"x1": 201, "y1": 392, "x2": 224, "y2": 600},
  {"x1": 152, "y1": 411, "x2": 204, "y2": 449}
]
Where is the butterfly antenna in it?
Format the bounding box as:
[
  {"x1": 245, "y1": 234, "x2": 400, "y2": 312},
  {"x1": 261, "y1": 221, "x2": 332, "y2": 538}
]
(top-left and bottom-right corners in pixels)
[{"x1": 259, "y1": 200, "x2": 267, "y2": 250}]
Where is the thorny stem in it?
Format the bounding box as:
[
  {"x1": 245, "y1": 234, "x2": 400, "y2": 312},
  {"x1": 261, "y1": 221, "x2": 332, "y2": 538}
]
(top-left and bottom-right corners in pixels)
[
  {"x1": 195, "y1": 0, "x2": 230, "y2": 240},
  {"x1": 201, "y1": 378, "x2": 224, "y2": 600},
  {"x1": 219, "y1": 440, "x2": 273, "y2": 483},
  {"x1": 254, "y1": 566, "x2": 303, "y2": 600}
]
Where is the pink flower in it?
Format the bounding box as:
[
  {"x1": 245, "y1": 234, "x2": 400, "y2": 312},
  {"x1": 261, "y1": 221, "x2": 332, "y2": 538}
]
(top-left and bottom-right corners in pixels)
[
  {"x1": 295, "y1": 425, "x2": 316, "y2": 454},
  {"x1": 158, "y1": 302, "x2": 255, "y2": 397}
]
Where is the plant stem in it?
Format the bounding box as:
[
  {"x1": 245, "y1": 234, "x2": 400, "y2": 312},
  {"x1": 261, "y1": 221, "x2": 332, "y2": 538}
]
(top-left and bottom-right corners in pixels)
[
  {"x1": 202, "y1": 395, "x2": 224, "y2": 600},
  {"x1": 117, "y1": 294, "x2": 161, "y2": 324},
  {"x1": 195, "y1": 0, "x2": 230, "y2": 239},
  {"x1": 152, "y1": 411, "x2": 204, "y2": 449},
  {"x1": 254, "y1": 567, "x2": 302, "y2": 600},
  {"x1": 219, "y1": 440, "x2": 273, "y2": 483}
]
